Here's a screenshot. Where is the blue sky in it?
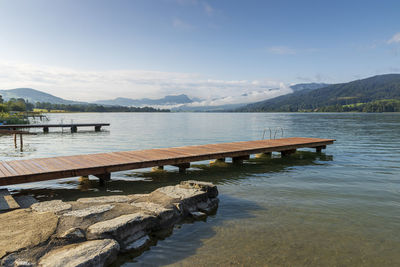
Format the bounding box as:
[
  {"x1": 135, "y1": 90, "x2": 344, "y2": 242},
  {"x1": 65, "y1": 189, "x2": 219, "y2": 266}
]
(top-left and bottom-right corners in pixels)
[{"x1": 0, "y1": 0, "x2": 399, "y2": 102}]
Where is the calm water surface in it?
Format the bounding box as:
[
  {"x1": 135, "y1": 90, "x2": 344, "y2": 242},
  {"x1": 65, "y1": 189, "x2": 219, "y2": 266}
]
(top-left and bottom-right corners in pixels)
[{"x1": 1, "y1": 113, "x2": 399, "y2": 266}]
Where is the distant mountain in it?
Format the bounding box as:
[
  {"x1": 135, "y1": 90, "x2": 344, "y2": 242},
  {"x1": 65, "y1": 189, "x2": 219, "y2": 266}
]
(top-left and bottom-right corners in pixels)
[
  {"x1": 237, "y1": 74, "x2": 400, "y2": 112},
  {"x1": 94, "y1": 94, "x2": 194, "y2": 106},
  {"x1": 172, "y1": 103, "x2": 247, "y2": 112},
  {"x1": 289, "y1": 83, "x2": 329, "y2": 92},
  {"x1": 0, "y1": 88, "x2": 85, "y2": 105}
]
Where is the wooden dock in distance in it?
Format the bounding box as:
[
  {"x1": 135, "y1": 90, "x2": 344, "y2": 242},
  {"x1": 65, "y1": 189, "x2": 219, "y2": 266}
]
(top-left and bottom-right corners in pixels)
[
  {"x1": 0, "y1": 123, "x2": 110, "y2": 133},
  {"x1": 0, "y1": 137, "x2": 335, "y2": 186}
]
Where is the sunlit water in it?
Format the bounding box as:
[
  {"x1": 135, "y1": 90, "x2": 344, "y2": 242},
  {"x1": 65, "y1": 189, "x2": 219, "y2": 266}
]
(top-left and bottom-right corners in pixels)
[{"x1": 1, "y1": 113, "x2": 399, "y2": 266}]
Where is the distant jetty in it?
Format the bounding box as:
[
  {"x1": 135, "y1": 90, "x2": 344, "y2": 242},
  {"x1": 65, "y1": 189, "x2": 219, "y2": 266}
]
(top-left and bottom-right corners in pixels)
[
  {"x1": 0, "y1": 123, "x2": 110, "y2": 133},
  {"x1": 0, "y1": 180, "x2": 219, "y2": 266}
]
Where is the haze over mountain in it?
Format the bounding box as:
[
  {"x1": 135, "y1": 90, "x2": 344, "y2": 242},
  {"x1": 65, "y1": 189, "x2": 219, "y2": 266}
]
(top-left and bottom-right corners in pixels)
[
  {"x1": 0, "y1": 82, "x2": 328, "y2": 111},
  {"x1": 0, "y1": 88, "x2": 85, "y2": 105},
  {"x1": 237, "y1": 74, "x2": 400, "y2": 112},
  {"x1": 94, "y1": 94, "x2": 194, "y2": 106}
]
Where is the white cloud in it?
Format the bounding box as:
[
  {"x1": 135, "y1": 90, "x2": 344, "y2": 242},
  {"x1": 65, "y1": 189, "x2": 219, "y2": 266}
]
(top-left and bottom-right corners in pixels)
[
  {"x1": 172, "y1": 18, "x2": 193, "y2": 30},
  {"x1": 0, "y1": 60, "x2": 289, "y2": 103},
  {"x1": 267, "y1": 46, "x2": 296, "y2": 55},
  {"x1": 388, "y1": 32, "x2": 400, "y2": 44},
  {"x1": 203, "y1": 2, "x2": 214, "y2": 16}
]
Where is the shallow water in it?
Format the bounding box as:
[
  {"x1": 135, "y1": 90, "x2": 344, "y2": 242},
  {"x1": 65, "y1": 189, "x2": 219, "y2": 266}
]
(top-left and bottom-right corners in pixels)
[{"x1": 1, "y1": 113, "x2": 399, "y2": 266}]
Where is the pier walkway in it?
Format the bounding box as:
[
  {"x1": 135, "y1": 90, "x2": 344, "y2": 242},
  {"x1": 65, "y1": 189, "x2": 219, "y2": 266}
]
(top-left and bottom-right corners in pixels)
[
  {"x1": 0, "y1": 137, "x2": 334, "y2": 186},
  {"x1": 0, "y1": 123, "x2": 110, "y2": 133}
]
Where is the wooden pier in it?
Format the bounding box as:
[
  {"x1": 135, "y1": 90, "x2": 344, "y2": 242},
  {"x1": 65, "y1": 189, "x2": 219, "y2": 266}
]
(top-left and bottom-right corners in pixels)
[
  {"x1": 0, "y1": 123, "x2": 110, "y2": 133},
  {"x1": 0, "y1": 137, "x2": 334, "y2": 186}
]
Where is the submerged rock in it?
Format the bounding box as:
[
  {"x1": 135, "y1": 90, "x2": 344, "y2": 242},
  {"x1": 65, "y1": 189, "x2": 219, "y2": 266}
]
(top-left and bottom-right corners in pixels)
[
  {"x1": 38, "y1": 239, "x2": 119, "y2": 267},
  {"x1": 190, "y1": 211, "x2": 207, "y2": 219}
]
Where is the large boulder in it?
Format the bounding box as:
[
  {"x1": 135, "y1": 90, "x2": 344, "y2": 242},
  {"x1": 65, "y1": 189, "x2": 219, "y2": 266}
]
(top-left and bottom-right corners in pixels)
[
  {"x1": 63, "y1": 204, "x2": 114, "y2": 218},
  {"x1": 0, "y1": 209, "x2": 58, "y2": 259},
  {"x1": 77, "y1": 195, "x2": 130, "y2": 204},
  {"x1": 31, "y1": 200, "x2": 72, "y2": 214},
  {"x1": 38, "y1": 239, "x2": 119, "y2": 267},
  {"x1": 180, "y1": 180, "x2": 219, "y2": 198},
  {"x1": 86, "y1": 213, "x2": 157, "y2": 250}
]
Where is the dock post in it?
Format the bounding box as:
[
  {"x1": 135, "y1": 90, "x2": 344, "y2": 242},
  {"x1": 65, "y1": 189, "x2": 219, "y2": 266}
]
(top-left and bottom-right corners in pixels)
[
  {"x1": 174, "y1": 163, "x2": 190, "y2": 174},
  {"x1": 232, "y1": 155, "x2": 250, "y2": 164},
  {"x1": 94, "y1": 172, "x2": 111, "y2": 186},
  {"x1": 14, "y1": 134, "x2": 17, "y2": 148},
  {"x1": 71, "y1": 126, "x2": 77, "y2": 133},
  {"x1": 79, "y1": 175, "x2": 89, "y2": 183},
  {"x1": 43, "y1": 127, "x2": 49, "y2": 133},
  {"x1": 255, "y1": 152, "x2": 272, "y2": 159},
  {"x1": 281, "y1": 149, "x2": 296, "y2": 157},
  {"x1": 315, "y1": 145, "x2": 326, "y2": 153},
  {"x1": 210, "y1": 158, "x2": 226, "y2": 166},
  {"x1": 19, "y1": 134, "x2": 23, "y2": 152},
  {"x1": 95, "y1": 125, "x2": 101, "y2": 132},
  {"x1": 152, "y1": 166, "x2": 164, "y2": 171}
]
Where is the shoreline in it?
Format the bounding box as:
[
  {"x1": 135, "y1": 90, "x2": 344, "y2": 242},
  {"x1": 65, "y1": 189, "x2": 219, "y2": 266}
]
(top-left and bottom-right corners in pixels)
[{"x1": 0, "y1": 180, "x2": 219, "y2": 267}]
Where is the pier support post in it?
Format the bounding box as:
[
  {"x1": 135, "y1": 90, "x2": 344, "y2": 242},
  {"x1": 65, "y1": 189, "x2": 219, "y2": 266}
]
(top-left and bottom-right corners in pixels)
[
  {"x1": 255, "y1": 152, "x2": 272, "y2": 159},
  {"x1": 71, "y1": 126, "x2": 77, "y2": 133},
  {"x1": 232, "y1": 155, "x2": 250, "y2": 164},
  {"x1": 210, "y1": 158, "x2": 226, "y2": 165},
  {"x1": 95, "y1": 126, "x2": 101, "y2": 132},
  {"x1": 315, "y1": 145, "x2": 326, "y2": 153},
  {"x1": 94, "y1": 172, "x2": 111, "y2": 186},
  {"x1": 43, "y1": 127, "x2": 49, "y2": 133},
  {"x1": 151, "y1": 166, "x2": 164, "y2": 172},
  {"x1": 14, "y1": 134, "x2": 17, "y2": 148},
  {"x1": 281, "y1": 149, "x2": 296, "y2": 157},
  {"x1": 79, "y1": 175, "x2": 89, "y2": 183},
  {"x1": 174, "y1": 163, "x2": 190, "y2": 174},
  {"x1": 19, "y1": 134, "x2": 23, "y2": 152}
]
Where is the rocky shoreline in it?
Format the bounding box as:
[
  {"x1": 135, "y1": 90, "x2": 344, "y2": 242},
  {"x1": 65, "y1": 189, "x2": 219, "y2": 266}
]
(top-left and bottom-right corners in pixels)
[{"x1": 0, "y1": 180, "x2": 219, "y2": 267}]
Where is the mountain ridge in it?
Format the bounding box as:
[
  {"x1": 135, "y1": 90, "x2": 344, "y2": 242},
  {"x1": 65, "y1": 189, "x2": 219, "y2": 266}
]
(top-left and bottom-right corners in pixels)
[
  {"x1": 0, "y1": 88, "x2": 86, "y2": 105},
  {"x1": 237, "y1": 74, "x2": 400, "y2": 112}
]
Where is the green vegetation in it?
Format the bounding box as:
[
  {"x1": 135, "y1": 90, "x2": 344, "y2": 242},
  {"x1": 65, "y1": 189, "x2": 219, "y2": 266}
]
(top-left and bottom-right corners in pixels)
[
  {"x1": 0, "y1": 95, "x2": 170, "y2": 124},
  {"x1": 237, "y1": 74, "x2": 400, "y2": 112},
  {"x1": 34, "y1": 102, "x2": 170, "y2": 112},
  {"x1": 317, "y1": 99, "x2": 400, "y2": 112},
  {"x1": 0, "y1": 112, "x2": 29, "y2": 124}
]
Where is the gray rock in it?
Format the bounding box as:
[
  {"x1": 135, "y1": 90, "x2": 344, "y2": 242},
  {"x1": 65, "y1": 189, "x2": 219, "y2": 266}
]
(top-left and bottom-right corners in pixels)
[
  {"x1": 58, "y1": 228, "x2": 85, "y2": 241},
  {"x1": 0, "y1": 210, "x2": 58, "y2": 259},
  {"x1": 31, "y1": 200, "x2": 72, "y2": 214},
  {"x1": 63, "y1": 204, "x2": 114, "y2": 218},
  {"x1": 197, "y1": 198, "x2": 219, "y2": 214},
  {"x1": 124, "y1": 235, "x2": 150, "y2": 251},
  {"x1": 77, "y1": 195, "x2": 130, "y2": 204},
  {"x1": 131, "y1": 202, "x2": 177, "y2": 224},
  {"x1": 180, "y1": 180, "x2": 219, "y2": 198},
  {"x1": 38, "y1": 239, "x2": 119, "y2": 267},
  {"x1": 13, "y1": 259, "x2": 34, "y2": 267},
  {"x1": 190, "y1": 211, "x2": 207, "y2": 219},
  {"x1": 152, "y1": 185, "x2": 208, "y2": 213},
  {"x1": 86, "y1": 213, "x2": 156, "y2": 249}
]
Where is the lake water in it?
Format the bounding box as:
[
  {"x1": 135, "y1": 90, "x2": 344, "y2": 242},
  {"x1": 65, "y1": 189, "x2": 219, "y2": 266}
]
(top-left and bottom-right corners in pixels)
[{"x1": 1, "y1": 113, "x2": 400, "y2": 266}]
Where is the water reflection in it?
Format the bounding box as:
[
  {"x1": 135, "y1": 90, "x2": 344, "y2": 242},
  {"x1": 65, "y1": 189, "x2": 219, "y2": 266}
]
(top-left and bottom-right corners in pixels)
[{"x1": 11, "y1": 151, "x2": 332, "y2": 203}]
